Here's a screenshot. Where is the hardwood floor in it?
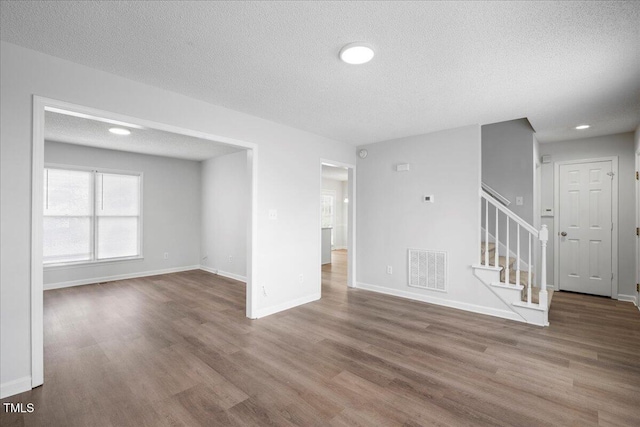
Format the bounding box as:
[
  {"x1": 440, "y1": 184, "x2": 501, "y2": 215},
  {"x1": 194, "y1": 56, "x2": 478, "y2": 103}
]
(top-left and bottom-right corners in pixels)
[{"x1": 2, "y1": 250, "x2": 640, "y2": 426}]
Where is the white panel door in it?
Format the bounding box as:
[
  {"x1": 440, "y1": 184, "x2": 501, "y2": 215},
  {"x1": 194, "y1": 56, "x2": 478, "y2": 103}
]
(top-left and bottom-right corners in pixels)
[{"x1": 558, "y1": 161, "x2": 612, "y2": 296}]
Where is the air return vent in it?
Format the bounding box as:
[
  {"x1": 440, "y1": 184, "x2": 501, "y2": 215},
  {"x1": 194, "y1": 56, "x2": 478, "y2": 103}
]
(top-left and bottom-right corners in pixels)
[{"x1": 408, "y1": 249, "x2": 447, "y2": 291}]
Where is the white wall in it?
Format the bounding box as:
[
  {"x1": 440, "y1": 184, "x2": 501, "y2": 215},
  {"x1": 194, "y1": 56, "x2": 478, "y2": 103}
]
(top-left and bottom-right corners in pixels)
[
  {"x1": 321, "y1": 177, "x2": 347, "y2": 249},
  {"x1": 201, "y1": 151, "x2": 248, "y2": 281},
  {"x1": 539, "y1": 132, "x2": 636, "y2": 298},
  {"x1": 0, "y1": 41, "x2": 354, "y2": 394},
  {"x1": 356, "y1": 125, "x2": 512, "y2": 316},
  {"x1": 43, "y1": 142, "x2": 202, "y2": 287}
]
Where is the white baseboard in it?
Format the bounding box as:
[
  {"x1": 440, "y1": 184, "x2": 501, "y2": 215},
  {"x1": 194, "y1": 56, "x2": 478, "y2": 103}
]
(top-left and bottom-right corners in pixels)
[
  {"x1": 216, "y1": 270, "x2": 247, "y2": 283},
  {"x1": 356, "y1": 282, "x2": 523, "y2": 323},
  {"x1": 44, "y1": 265, "x2": 200, "y2": 290},
  {"x1": 617, "y1": 294, "x2": 637, "y2": 305},
  {"x1": 199, "y1": 265, "x2": 217, "y2": 274},
  {"x1": 1, "y1": 376, "x2": 32, "y2": 399},
  {"x1": 252, "y1": 293, "x2": 321, "y2": 319},
  {"x1": 198, "y1": 266, "x2": 246, "y2": 283}
]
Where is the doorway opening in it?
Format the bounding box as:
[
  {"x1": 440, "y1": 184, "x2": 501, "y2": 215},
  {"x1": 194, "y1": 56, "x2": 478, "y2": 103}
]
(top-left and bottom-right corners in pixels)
[
  {"x1": 320, "y1": 160, "x2": 355, "y2": 294},
  {"x1": 31, "y1": 96, "x2": 258, "y2": 390}
]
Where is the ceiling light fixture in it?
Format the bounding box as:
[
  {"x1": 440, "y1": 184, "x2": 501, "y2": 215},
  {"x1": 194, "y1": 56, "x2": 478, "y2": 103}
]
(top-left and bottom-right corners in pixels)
[
  {"x1": 575, "y1": 124, "x2": 590, "y2": 130},
  {"x1": 340, "y1": 43, "x2": 375, "y2": 65},
  {"x1": 109, "y1": 127, "x2": 131, "y2": 136}
]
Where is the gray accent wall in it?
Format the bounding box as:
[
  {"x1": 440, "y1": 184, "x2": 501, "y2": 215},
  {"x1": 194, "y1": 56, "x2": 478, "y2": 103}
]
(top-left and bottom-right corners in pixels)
[
  {"x1": 539, "y1": 132, "x2": 636, "y2": 298},
  {"x1": 482, "y1": 119, "x2": 535, "y2": 223},
  {"x1": 43, "y1": 141, "x2": 202, "y2": 287}
]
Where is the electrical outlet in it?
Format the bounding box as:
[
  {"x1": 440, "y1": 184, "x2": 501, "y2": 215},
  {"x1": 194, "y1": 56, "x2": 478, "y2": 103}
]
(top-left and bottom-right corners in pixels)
[
  {"x1": 262, "y1": 286, "x2": 268, "y2": 296},
  {"x1": 164, "y1": 252, "x2": 169, "y2": 259},
  {"x1": 229, "y1": 255, "x2": 233, "y2": 263},
  {"x1": 386, "y1": 265, "x2": 393, "y2": 274},
  {"x1": 298, "y1": 274, "x2": 304, "y2": 284},
  {"x1": 268, "y1": 209, "x2": 278, "y2": 220}
]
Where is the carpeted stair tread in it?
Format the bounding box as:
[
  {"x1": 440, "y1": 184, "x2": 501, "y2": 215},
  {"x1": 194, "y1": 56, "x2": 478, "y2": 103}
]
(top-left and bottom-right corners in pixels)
[
  {"x1": 520, "y1": 286, "x2": 553, "y2": 307},
  {"x1": 480, "y1": 242, "x2": 496, "y2": 256},
  {"x1": 481, "y1": 255, "x2": 516, "y2": 270},
  {"x1": 501, "y1": 268, "x2": 533, "y2": 287}
]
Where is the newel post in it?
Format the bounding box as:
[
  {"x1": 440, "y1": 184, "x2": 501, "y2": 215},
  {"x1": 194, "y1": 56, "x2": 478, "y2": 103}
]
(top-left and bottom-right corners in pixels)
[{"x1": 538, "y1": 225, "x2": 549, "y2": 314}]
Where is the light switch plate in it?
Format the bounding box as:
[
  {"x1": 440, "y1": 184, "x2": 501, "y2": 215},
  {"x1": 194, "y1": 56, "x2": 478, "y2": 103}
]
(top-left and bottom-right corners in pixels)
[{"x1": 516, "y1": 196, "x2": 524, "y2": 206}]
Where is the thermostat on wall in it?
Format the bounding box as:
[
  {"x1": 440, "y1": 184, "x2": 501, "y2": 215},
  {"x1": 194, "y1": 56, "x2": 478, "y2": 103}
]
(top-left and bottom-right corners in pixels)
[{"x1": 423, "y1": 195, "x2": 434, "y2": 203}]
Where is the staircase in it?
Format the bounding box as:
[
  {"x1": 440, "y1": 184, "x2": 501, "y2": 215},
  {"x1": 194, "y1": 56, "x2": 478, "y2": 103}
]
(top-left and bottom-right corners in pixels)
[
  {"x1": 472, "y1": 190, "x2": 552, "y2": 326},
  {"x1": 480, "y1": 242, "x2": 553, "y2": 306}
]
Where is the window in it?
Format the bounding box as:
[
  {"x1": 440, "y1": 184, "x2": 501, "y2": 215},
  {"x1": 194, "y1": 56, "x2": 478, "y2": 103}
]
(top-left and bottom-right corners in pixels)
[
  {"x1": 321, "y1": 190, "x2": 336, "y2": 246},
  {"x1": 321, "y1": 191, "x2": 335, "y2": 228},
  {"x1": 43, "y1": 166, "x2": 142, "y2": 265}
]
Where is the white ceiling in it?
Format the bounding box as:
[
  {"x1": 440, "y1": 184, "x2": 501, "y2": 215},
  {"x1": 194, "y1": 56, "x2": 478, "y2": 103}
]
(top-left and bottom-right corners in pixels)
[
  {"x1": 2, "y1": 1, "x2": 639, "y2": 145},
  {"x1": 322, "y1": 164, "x2": 349, "y2": 182},
  {"x1": 45, "y1": 111, "x2": 242, "y2": 161}
]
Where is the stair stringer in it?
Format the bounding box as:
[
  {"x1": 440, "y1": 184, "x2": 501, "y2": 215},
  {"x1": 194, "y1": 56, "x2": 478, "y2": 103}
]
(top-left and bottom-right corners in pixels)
[{"x1": 472, "y1": 265, "x2": 548, "y2": 326}]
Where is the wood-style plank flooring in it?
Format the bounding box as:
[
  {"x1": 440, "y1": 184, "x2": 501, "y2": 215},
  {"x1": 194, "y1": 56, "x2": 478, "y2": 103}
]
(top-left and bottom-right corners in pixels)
[{"x1": 2, "y1": 250, "x2": 640, "y2": 426}]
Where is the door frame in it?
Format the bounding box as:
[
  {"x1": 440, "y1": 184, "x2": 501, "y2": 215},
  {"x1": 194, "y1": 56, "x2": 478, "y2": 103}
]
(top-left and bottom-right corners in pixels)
[
  {"x1": 31, "y1": 96, "x2": 259, "y2": 389},
  {"x1": 553, "y1": 156, "x2": 618, "y2": 298},
  {"x1": 636, "y1": 150, "x2": 640, "y2": 308},
  {"x1": 319, "y1": 159, "x2": 357, "y2": 288}
]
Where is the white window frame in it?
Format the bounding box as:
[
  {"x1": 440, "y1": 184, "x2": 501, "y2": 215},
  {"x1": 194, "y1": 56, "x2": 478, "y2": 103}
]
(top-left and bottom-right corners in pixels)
[
  {"x1": 43, "y1": 163, "x2": 144, "y2": 269},
  {"x1": 321, "y1": 189, "x2": 337, "y2": 246}
]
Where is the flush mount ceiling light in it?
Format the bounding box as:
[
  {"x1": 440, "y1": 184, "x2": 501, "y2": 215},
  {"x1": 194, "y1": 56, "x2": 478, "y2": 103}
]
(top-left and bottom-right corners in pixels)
[
  {"x1": 109, "y1": 127, "x2": 131, "y2": 136},
  {"x1": 340, "y1": 43, "x2": 375, "y2": 65},
  {"x1": 575, "y1": 124, "x2": 590, "y2": 130}
]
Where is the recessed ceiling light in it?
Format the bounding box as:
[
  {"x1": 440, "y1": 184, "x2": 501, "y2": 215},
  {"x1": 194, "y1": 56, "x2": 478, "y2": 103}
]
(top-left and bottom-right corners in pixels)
[
  {"x1": 340, "y1": 43, "x2": 375, "y2": 65},
  {"x1": 109, "y1": 127, "x2": 131, "y2": 135},
  {"x1": 575, "y1": 125, "x2": 590, "y2": 130}
]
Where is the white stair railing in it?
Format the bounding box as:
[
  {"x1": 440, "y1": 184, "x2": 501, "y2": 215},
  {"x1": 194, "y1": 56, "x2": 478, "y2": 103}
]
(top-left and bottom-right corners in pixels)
[{"x1": 480, "y1": 190, "x2": 548, "y2": 308}]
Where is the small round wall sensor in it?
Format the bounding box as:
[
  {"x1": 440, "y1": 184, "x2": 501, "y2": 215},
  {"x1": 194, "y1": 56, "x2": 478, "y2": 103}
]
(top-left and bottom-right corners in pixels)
[{"x1": 358, "y1": 149, "x2": 368, "y2": 159}]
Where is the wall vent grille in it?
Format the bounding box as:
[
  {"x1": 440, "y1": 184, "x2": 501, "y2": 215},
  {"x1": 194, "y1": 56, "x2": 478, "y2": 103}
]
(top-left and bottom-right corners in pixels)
[{"x1": 408, "y1": 249, "x2": 447, "y2": 291}]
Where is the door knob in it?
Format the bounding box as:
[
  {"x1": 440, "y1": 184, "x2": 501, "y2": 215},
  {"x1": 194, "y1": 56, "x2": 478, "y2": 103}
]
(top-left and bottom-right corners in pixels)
[{"x1": 560, "y1": 231, "x2": 567, "y2": 237}]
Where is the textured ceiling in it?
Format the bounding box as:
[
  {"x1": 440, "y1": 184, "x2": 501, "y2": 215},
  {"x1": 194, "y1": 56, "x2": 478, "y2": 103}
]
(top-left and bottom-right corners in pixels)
[
  {"x1": 45, "y1": 111, "x2": 242, "y2": 161},
  {"x1": 2, "y1": 1, "x2": 639, "y2": 145},
  {"x1": 322, "y1": 165, "x2": 349, "y2": 182}
]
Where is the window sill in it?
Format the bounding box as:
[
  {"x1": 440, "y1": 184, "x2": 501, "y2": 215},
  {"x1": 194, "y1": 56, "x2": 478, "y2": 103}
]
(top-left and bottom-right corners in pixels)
[{"x1": 44, "y1": 256, "x2": 144, "y2": 270}]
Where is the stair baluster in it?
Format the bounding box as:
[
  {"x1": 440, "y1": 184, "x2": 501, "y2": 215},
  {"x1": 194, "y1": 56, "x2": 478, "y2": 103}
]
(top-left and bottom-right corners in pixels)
[
  {"x1": 494, "y1": 207, "x2": 499, "y2": 268},
  {"x1": 516, "y1": 224, "x2": 521, "y2": 288},
  {"x1": 484, "y1": 199, "x2": 489, "y2": 266},
  {"x1": 505, "y1": 218, "x2": 510, "y2": 285},
  {"x1": 527, "y1": 234, "x2": 532, "y2": 304}
]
